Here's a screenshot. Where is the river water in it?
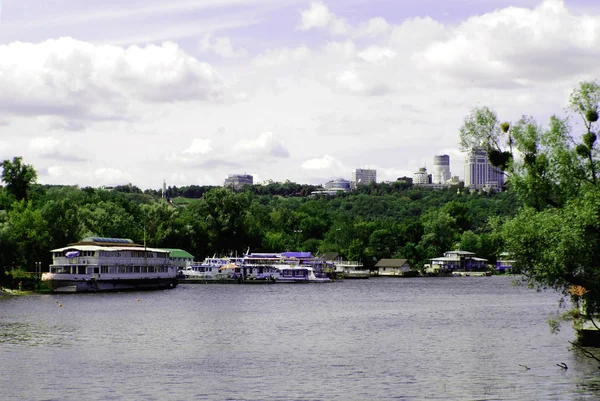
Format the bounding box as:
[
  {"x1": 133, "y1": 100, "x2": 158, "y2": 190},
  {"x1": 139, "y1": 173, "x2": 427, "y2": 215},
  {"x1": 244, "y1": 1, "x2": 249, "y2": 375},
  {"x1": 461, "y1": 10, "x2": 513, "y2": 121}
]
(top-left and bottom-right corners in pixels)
[{"x1": 1, "y1": 276, "x2": 600, "y2": 400}]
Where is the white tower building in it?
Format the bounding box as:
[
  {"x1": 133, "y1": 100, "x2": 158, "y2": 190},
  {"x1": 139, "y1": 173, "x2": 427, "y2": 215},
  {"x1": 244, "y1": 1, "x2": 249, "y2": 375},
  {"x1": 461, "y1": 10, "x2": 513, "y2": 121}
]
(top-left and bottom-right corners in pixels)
[{"x1": 432, "y1": 155, "x2": 451, "y2": 184}]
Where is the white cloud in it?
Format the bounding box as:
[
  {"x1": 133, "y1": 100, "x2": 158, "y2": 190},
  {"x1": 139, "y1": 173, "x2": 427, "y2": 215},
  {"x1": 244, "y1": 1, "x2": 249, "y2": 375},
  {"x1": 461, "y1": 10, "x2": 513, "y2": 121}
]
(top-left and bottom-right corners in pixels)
[
  {"x1": 183, "y1": 138, "x2": 213, "y2": 155},
  {"x1": 301, "y1": 154, "x2": 343, "y2": 170},
  {"x1": 28, "y1": 136, "x2": 85, "y2": 162},
  {"x1": 252, "y1": 45, "x2": 311, "y2": 67},
  {"x1": 416, "y1": 0, "x2": 600, "y2": 86},
  {"x1": 29, "y1": 137, "x2": 61, "y2": 154},
  {"x1": 298, "y1": 1, "x2": 349, "y2": 35},
  {"x1": 200, "y1": 34, "x2": 247, "y2": 59},
  {"x1": 0, "y1": 38, "x2": 230, "y2": 123},
  {"x1": 234, "y1": 132, "x2": 290, "y2": 159},
  {"x1": 356, "y1": 17, "x2": 391, "y2": 38},
  {"x1": 93, "y1": 167, "x2": 132, "y2": 186},
  {"x1": 357, "y1": 46, "x2": 396, "y2": 63},
  {"x1": 299, "y1": 1, "x2": 334, "y2": 30}
]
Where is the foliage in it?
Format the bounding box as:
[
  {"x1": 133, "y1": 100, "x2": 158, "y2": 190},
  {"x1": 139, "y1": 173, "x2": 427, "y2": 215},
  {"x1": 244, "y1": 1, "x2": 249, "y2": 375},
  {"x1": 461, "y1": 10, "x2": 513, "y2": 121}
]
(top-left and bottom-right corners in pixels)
[
  {"x1": 1, "y1": 156, "x2": 38, "y2": 201},
  {"x1": 487, "y1": 81, "x2": 600, "y2": 321}
]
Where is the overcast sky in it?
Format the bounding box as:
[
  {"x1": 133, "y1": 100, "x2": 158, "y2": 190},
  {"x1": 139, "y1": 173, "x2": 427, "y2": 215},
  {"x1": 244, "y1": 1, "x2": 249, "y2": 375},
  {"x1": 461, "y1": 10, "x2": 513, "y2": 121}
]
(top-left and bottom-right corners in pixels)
[{"x1": 1, "y1": 0, "x2": 599, "y2": 189}]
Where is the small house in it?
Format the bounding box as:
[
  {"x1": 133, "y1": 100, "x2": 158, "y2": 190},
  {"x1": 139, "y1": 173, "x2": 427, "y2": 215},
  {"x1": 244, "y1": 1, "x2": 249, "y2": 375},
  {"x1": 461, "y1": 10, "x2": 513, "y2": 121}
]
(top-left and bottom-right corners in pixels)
[{"x1": 375, "y1": 259, "x2": 412, "y2": 276}]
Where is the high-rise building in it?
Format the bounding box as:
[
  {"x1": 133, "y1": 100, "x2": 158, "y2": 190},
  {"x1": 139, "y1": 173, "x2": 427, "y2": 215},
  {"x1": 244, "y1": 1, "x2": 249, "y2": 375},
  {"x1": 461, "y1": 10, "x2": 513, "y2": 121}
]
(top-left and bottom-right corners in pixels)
[
  {"x1": 351, "y1": 169, "x2": 376, "y2": 189},
  {"x1": 464, "y1": 148, "x2": 504, "y2": 190},
  {"x1": 224, "y1": 174, "x2": 253, "y2": 190},
  {"x1": 432, "y1": 154, "x2": 451, "y2": 184},
  {"x1": 413, "y1": 167, "x2": 431, "y2": 185}
]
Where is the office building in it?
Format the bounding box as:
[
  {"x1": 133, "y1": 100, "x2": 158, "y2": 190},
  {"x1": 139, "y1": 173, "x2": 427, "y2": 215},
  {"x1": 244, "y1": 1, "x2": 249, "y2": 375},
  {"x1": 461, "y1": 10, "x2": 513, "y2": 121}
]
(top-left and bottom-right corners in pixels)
[
  {"x1": 224, "y1": 174, "x2": 253, "y2": 190},
  {"x1": 351, "y1": 169, "x2": 376, "y2": 189},
  {"x1": 464, "y1": 148, "x2": 504, "y2": 190}
]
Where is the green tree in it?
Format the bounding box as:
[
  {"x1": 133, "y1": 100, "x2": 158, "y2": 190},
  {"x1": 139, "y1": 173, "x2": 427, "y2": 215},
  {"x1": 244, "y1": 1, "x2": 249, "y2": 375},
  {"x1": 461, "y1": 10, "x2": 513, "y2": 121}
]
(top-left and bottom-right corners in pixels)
[
  {"x1": 488, "y1": 81, "x2": 600, "y2": 329},
  {"x1": 1, "y1": 157, "x2": 38, "y2": 201},
  {"x1": 459, "y1": 106, "x2": 512, "y2": 170}
]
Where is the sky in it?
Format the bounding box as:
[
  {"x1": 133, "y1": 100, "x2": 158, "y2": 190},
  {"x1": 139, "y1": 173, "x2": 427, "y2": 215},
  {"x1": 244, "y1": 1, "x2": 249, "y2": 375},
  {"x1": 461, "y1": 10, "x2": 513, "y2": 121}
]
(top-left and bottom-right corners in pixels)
[{"x1": 1, "y1": 0, "x2": 600, "y2": 190}]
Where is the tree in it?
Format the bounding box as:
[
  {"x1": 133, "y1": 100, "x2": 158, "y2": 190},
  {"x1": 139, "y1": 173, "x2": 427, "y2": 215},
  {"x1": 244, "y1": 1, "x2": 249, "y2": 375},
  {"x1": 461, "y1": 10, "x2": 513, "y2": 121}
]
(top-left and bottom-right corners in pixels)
[
  {"x1": 1, "y1": 157, "x2": 37, "y2": 201},
  {"x1": 459, "y1": 106, "x2": 513, "y2": 171},
  {"x1": 488, "y1": 81, "x2": 600, "y2": 336}
]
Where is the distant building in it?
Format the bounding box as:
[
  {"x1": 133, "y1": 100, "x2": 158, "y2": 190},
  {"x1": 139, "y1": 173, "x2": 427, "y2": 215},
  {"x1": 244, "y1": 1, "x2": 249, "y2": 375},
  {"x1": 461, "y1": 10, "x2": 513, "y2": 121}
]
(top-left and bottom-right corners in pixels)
[
  {"x1": 163, "y1": 248, "x2": 195, "y2": 269},
  {"x1": 351, "y1": 169, "x2": 376, "y2": 189},
  {"x1": 413, "y1": 167, "x2": 432, "y2": 185},
  {"x1": 323, "y1": 178, "x2": 351, "y2": 192},
  {"x1": 464, "y1": 148, "x2": 504, "y2": 190},
  {"x1": 432, "y1": 154, "x2": 451, "y2": 184},
  {"x1": 224, "y1": 174, "x2": 253, "y2": 190},
  {"x1": 396, "y1": 176, "x2": 413, "y2": 185}
]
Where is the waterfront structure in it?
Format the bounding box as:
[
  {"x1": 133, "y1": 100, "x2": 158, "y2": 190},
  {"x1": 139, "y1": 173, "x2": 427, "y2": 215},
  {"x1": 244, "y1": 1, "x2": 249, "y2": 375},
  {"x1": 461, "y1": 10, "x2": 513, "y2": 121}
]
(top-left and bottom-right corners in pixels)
[
  {"x1": 413, "y1": 167, "x2": 431, "y2": 185},
  {"x1": 464, "y1": 148, "x2": 504, "y2": 190},
  {"x1": 42, "y1": 237, "x2": 178, "y2": 293},
  {"x1": 429, "y1": 250, "x2": 488, "y2": 273},
  {"x1": 375, "y1": 259, "x2": 412, "y2": 276},
  {"x1": 432, "y1": 154, "x2": 451, "y2": 184},
  {"x1": 224, "y1": 174, "x2": 253, "y2": 190},
  {"x1": 351, "y1": 169, "x2": 376, "y2": 189}
]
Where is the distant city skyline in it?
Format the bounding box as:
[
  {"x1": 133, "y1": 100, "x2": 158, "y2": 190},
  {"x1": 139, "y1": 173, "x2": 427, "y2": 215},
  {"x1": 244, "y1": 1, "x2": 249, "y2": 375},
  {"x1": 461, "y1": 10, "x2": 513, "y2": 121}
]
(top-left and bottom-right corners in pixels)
[{"x1": 1, "y1": 0, "x2": 599, "y2": 189}]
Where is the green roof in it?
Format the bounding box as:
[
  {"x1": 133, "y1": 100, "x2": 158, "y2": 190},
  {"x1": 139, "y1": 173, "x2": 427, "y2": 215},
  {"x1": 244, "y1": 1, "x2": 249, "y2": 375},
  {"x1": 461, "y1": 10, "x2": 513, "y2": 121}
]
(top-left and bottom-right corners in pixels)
[{"x1": 163, "y1": 248, "x2": 195, "y2": 259}]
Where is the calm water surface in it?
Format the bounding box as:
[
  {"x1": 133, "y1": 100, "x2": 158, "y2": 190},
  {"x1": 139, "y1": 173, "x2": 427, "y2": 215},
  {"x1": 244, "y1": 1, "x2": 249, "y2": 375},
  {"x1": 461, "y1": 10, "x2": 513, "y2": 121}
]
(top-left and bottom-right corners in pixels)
[{"x1": 1, "y1": 276, "x2": 600, "y2": 400}]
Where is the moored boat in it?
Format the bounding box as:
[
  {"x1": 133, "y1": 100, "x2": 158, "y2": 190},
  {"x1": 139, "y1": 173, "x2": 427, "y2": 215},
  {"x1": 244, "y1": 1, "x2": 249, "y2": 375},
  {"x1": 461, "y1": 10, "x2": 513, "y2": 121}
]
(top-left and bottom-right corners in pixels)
[
  {"x1": 274, "y1": 265, "x2": 331, "y2": 283},
  {"x1": 41, "y1": 237, "x2": 178, "y2": 293},
  {"x1": 335, "y1": 260, "x2": 369, "y2": 279}
]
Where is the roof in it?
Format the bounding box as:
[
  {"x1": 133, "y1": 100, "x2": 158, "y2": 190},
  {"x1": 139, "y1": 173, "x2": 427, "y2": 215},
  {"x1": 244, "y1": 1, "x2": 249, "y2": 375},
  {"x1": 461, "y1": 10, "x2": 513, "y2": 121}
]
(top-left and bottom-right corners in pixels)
[
  {"x1": 162, "y1": 248, "x2": 195, "y2": 259},
  {"x1": 321, "y1": 252, "x2": 339, "y2": 261},
  {"x1": 282, "y1": 252, "x2": 313, "y2": 258},
  {"x1": 51, "y1": 245, "x2": 169, "y2": 253},
  {"x1": 445, "y1": 250, "x2": 475, "y2": 256},
  {"x1": 375, "y1": 259, "x2": 410, "y2": 268}
]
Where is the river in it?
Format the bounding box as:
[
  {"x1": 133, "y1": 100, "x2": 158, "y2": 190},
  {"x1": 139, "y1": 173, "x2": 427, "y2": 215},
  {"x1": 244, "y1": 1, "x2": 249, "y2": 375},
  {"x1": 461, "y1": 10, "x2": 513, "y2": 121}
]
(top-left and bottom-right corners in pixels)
[{"x1": 1, "y1": 276, "x2": 600, "y2": 400}]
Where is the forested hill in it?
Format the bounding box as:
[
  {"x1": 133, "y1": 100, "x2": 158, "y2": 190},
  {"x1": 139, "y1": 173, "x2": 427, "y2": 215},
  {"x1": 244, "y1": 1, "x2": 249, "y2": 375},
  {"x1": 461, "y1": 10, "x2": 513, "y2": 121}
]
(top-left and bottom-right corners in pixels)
[{"x1": 0, "y1": 179, "x2": 518, "y2": 279}]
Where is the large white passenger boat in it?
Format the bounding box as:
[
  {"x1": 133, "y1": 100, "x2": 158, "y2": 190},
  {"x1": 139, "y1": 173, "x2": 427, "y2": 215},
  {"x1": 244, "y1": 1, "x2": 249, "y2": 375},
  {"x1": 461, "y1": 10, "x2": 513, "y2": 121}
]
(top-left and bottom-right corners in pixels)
[{"x1": 41, "y1": 237, "x2": 178, "y2": 293}]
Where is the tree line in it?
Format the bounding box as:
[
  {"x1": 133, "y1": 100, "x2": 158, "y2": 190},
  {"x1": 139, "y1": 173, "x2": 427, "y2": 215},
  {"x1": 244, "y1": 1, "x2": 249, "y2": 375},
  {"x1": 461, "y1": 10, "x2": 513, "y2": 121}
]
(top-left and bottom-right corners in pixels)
[{"x1": 0, "y1": 156, "x2": 517, "y2": 286}]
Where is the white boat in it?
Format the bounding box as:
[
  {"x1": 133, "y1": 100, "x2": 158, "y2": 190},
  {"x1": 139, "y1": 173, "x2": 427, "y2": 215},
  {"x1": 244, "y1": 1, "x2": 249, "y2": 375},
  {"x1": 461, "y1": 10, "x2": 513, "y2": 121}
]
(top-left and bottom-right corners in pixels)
[
  {"x1": 178, "y1": 257, "x2": 232, "y2": 280},
  {"x1": 273, "y1": 265, "x2": 331, "y2": 283},
  {"x1": 41, "y1": 237, "x2": 178, "y2": 293}
]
